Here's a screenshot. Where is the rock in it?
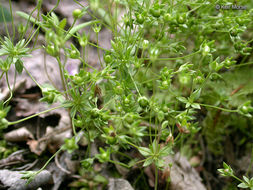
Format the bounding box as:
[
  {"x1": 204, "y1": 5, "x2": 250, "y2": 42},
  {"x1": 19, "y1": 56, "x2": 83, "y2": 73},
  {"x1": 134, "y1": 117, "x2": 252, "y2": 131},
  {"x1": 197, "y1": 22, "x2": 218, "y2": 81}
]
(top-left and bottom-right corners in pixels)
[
  {"x1": 108, "y1": 178, "x2": 134, "y2": 190},
  {"x1": 164, "y1": 153, "x2": 206, "y2": 190},
  {"x1": 0, "y1": 169, "x2": 53, "y2": 190}
]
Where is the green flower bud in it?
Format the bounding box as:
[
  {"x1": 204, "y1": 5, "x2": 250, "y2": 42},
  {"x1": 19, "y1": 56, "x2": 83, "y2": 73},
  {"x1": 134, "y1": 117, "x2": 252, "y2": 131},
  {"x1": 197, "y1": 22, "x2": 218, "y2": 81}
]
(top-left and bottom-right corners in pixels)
[{"x1": 72, "y1": 9, "x2": 82, "y2": 19}]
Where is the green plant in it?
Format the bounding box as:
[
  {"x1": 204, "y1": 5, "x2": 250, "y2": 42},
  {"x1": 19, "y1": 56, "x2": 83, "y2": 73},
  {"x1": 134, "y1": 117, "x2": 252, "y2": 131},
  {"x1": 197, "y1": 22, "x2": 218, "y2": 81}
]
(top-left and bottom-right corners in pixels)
[
  {"x1": 218, "y1": 162, "x2": 253, "y2": 190},
  {"x1": 0, "y1": 0, "x2": 253, "y2": 189}
]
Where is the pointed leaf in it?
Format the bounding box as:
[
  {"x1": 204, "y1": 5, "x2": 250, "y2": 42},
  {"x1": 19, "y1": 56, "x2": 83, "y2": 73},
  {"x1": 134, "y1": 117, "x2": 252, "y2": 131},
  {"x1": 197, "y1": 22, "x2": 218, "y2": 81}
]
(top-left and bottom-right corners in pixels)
[
  {"x1": 15, "y1": 59, "x2": 23, "y2": 74},
  {"x1": 143, "y1": 158, "x2": 153, "y2": 167},
  {"x1": 191, "y1": 103, "x2": 201, "y2": 109},
  {"x1": 177, "y1": 97, "x2": 188, "y2": 104},
  {"x1": 139, "y1": 147, "x2": 151, "y2": 157},
  {"x1": 238, "y1": 183, "x2": 249, "y2": 188},
  {"x1": 65, "y1": 21, "x2": 99, "y2": 41},
  {"x1": 190, "y1": 89, "x2": 201, "y2": 101}
]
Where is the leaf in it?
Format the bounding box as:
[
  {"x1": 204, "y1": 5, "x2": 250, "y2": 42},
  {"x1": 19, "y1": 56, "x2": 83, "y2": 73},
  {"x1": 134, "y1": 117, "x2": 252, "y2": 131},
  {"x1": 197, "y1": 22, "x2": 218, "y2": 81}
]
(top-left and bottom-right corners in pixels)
[
  {"x1": 186, "y1": 102, "x2": 191, "y2": 108},
  {"x1": 161, "y1": 120, "x2": 169, "y2": 129},
  {"x1": 238, "y1": 182, "x2": 249, "y2": 188},
  {"x1": 243, "y1": 176, "x2": 250, "y2": 184},
  {"x1": 139, "y1": 147, "x2": 151, "y2": 157},
  {"x1": 64, "y1": 21, "x2": 99, "y2": 41},
  {"x1": 15, "y1": 59, "x2": 23, "y2": 74},
  {"x1": 191, "y1": 103, "x2": 201, "y2": 109},
  {"x1": 16, "y1": 11, "x2": 43, "y2": 28},
  {"x1": 143, "y1": 157, "x2": 153, "y2": 167},
  {"x1": 0, "y1": 48, "x2": 7, "y2": 56},
  {"x1": 155, "y1": 159, "x2": 165, "y2": 168},
  {"x1": 177, "y1": 97, "x2": 188, "y2": 104},
  {"x1": 223, "y1": 162, "x2": 229, "y2": 169},
  {"x1": 159, "y1": 145, "x2": 172, "y2": 157},
  {"x1": 190, "y1": 89, "x2": 201, "y2": 101},
  {"x1": 151, "y1": 140, "x2": 158, "y2": 153},
  {"x1": 0, "y1": 5, "x2": 11, "y2": 22},
  {"x1": 58, "y1": 18, "x2": 67, "y2": 30},
  {"x1": 177, "y1": 62, "x2": 193, "y2": 72}
]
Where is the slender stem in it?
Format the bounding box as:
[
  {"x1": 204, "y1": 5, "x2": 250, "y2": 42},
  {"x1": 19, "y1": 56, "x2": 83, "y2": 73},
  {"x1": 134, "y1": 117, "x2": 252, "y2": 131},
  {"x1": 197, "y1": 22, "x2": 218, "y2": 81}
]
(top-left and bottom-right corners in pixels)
[
  {"x1": 80, "y1": 45, "x2": 86, "y2": 70},
  {"x1": 47, "y1": 0, "x2": 60, "y2": 16},
  {"x1": 128, "y1": 67, "x2": 141, "y2": 96},
  {"x1": 78, "y1": 57, "x2": 96, "y2": 70},
  {"x1": 232, "y1": 61, "x2": 253, "y2": 68},
  {"x1": 8, "y1": 105, "x2": 65, "y2": 126},
  {"x1": 32, "y1": 0, "x2": 42, "y2": 49},
  {"x1": 21, "y1": 0, "x2": 39, "y2": 40},
  {"x1": 199, "y1": 103, "x2": 238, "y2": 113},
  {"x1": 88, "y1": 41, "x2": 108, "y2": 51},
  {"x1": 86, "y1": 127, "x2": 91, "y2": 157},
  {"x1": 134, "y1": 159, "x2": 146, "y2": 165},
  {"x1": 96, "y1": 32, "x2": 104, "y2": 69},
  {"x1": 71, "y1": 117, "x2": 77, "y2": 136},
  {"x1": 155, "y1": 166, "x2": 158, "y2": 190},
  {"x1": 149, "y1": 110, "x2": 152, "y2": 144},
  {"x1": 56, "y1": 57, "x2": 67, "y2": 93},
  {"x1": 4, "y1": 72, "x2": 13, "y2": 105},
  {"x1": 23, "y1": 66, "x2": 42, "y2": 90},
  {"x1": 246, "y1": 147, "x2": 253, "y2": 176},
  {"x1": 124, "y1": 140, "x2": 140, "y2": 150},
  {"x1": 142, "y1": 50, "x2": 200, "y2": 61},
  {"x1": 43, "y1": 52, "x2": 59, "y2": 91},
  {"x1": 109, "y1": 160, "x2": 130, "y2": 168},
  {"x1": 8, "y1": 0, "x2": 15, "y2": 42},
  {"x1": 199, "y1": 72, "x2": 211, "y2": 90},
  {"x1": 65, "y1": 19, "x2": 77, "y2": 38},
  {"x1": 115, "y1": 150, "x2": 132, "y2": 160},
  {"x1": 1, "y1": 5, "x2": 10, "y2": 39},
  {"x1": 231, "y1": 175, "x2": 244, "y2": 183},
  {"x1": 24, "y1": 4, "x2": 42, "y2": 46},
  {"x1": 0, "y1": 72, "x2": 5, "y2": 81},
  {"x1": 36, "y1": 147, "x2": 63, "y2": 174},
  {"x1": 25, "y1": 25, "x2": 41, "y2": 48}
]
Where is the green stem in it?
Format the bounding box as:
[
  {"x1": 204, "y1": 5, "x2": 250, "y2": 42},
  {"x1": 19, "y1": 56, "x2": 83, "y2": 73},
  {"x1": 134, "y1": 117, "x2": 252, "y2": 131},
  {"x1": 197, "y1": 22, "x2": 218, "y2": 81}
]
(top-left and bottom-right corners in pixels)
[
  {"x1": 43, "y1": 52, "x2": 60, "y2": 91},
  {"x1": 88, "y1": 41, "x2": 108, "y2": 51},
  {"x1": 96, "y1": 32, "x2": 104, "y2": 68},
  {"x1": 56, "y1": 57, "x2": 67, "y2": 93},
  {"x1": 8, "y1": 0, "x2": 15, "y2": 42},
  {"x1": 124, "y1": 140, "x2": 140, "y2": 150},
  {"x1": 155, "y1": 166, "x2": 158, "y2": 190},
  {"x1": 0, "y1": 72, "x2": 5, "y2": 81},
  {"x1": 109, "y1": 160, "x2": 130, "y2": 168},
  {"x1": 20, "y1": 6, "x2": 38, "y2": 40},
  {"x1": 71, "y1": 117, "x2": 77, "y2": 136},
  {"x1": 78, "y1": 58, "x2": 96, "y2": 70},
  {"x1": 36, "y1": 147, "x2": 63, "y2": 174},
  {"x1": 47, "y1": 0, "x2": 60, "y2": 16},
  {"x1": 134, "y1": 159, "x2": 146, "y2": 165},
  {"x1": 128, "y1": 67, "x2": 141, "y2": 96},
  {"x1": 3, "y1": 72, "x2": 13, "y2": 105},
  {"x1": 23, "y1": 66, "x2": 42, "y2": 90},
  {"x1": 24, "y1": 24, "x2": 41, "y2": 48},
  {"x1": 142, "y1": 50, "x2": 200, "y2": 61},
  {"x1": 65, "y1": 19, "x2": 77, "y2": 38},
  {"x1": 86, "y1": 128, "x2": 91, "y2": 158},
  {"x1": 199, "y1": 103, "x2": 238, "y2": 113},
  {"x1": 115, "y1": 150, "x2": 132, "y2": 160},
  {"x1": 232, "y1": 61, "x2": 253, "y2": 68},
  {"x1": 8, "y1": 105, "x2": 65, "y2": 126},
  {"x1": 231, "y1": 175, "x2": 244, "y2": 183},
  {"x1": 24, "y1": 3, "x2": 42, "y2": 46},
  {"x1": 1, "y1": 5, "x2": 10, "y2": 39}
]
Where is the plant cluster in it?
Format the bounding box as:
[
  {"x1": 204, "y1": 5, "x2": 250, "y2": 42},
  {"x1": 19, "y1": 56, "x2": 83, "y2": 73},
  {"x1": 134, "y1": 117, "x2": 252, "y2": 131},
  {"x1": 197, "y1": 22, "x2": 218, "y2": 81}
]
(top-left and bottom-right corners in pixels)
[{"x1": 0, "y1": 0, "x2": 253, "y2": 189}]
